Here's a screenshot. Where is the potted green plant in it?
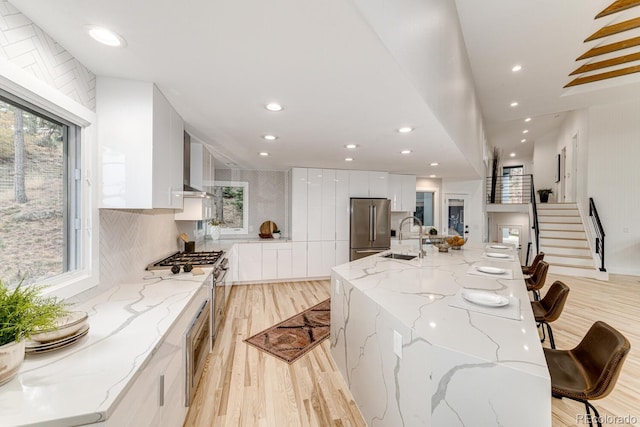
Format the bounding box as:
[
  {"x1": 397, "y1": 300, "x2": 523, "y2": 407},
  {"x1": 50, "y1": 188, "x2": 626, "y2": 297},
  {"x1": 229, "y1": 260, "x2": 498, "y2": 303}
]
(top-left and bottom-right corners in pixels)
[
  {"x1": 0, "y1": 280, "x2": 67, "y2": 385},
  {"x1": 428, "y1": 227, "x2": 438, "y2": 236},
  {"x1": 537, "y1": 188, "x2": 553, "y2": 203},
  {"x1": 272, "y1": 229, "x2": 281, "y2": 239}
]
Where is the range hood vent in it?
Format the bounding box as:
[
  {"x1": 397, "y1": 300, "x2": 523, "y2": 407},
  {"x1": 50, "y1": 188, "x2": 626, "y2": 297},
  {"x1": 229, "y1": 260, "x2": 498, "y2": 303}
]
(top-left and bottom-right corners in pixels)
[{"x1": 183, "y1": 131, "x2": 213, "y2": 198}]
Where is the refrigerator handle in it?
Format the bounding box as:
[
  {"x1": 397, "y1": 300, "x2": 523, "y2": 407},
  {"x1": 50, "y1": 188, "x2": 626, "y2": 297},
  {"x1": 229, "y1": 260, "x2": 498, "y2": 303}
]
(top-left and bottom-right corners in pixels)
[
  {"x1": 369, "y1": 205, "x2": 374, "y2": 242},
  {"x1": 372, "y1": 205, "x2": 377, "y2": 242}
]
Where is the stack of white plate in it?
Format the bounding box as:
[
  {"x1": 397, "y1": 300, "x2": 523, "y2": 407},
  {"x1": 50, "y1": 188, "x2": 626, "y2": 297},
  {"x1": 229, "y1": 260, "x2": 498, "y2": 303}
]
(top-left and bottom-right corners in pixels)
[{"x1": 26, "y1": 311, "x2": 89, "y2": 355}]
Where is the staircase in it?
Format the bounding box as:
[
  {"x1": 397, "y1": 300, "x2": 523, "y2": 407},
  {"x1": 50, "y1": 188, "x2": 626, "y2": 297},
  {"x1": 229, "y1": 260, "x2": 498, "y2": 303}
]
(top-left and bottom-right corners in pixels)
[{"x1": 537, "y1": 203, "x2": 608, "y2": 280}]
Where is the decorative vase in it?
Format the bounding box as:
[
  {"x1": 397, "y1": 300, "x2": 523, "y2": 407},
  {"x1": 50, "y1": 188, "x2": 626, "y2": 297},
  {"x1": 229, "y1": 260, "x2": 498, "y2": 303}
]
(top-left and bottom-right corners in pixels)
[
  {"x1": 210, "y1": 225, "x2": 221, "y2": 240},
  {"x1": 0, "y1": 340, "x2": 25, "y2": 386}
]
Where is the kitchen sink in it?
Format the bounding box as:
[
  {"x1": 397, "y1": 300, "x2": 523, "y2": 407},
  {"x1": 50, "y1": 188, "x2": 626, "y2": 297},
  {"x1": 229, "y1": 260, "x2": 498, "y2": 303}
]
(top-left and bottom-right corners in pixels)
[{"x1": 382, "y1": 253, "x2": 417, "y2": 260}]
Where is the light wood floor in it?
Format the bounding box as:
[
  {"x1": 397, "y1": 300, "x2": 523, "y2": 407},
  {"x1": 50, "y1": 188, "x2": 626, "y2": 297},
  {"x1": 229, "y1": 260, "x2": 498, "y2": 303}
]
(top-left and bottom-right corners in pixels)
[{"x1": 184, "y1": 273, "x2": 640, "y2": 427}]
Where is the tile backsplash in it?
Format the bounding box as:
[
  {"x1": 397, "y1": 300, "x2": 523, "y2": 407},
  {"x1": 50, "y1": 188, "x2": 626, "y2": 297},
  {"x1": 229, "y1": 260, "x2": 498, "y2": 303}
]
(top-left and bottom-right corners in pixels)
[{"x1": 99, "y1": 209, "x2": 179, "y2": 288}]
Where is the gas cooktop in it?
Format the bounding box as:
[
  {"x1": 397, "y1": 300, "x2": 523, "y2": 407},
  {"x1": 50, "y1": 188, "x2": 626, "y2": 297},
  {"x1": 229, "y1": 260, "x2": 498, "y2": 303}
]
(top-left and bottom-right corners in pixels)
[{"x1": 146, "y1": 250, "x2": 224, "y2": 270}]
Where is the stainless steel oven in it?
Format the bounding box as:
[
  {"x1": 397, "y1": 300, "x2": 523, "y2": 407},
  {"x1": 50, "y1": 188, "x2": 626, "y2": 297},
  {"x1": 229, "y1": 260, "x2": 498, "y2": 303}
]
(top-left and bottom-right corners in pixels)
[{"x1": 185, "y1": 298, "x2": 211, "y2": 407}]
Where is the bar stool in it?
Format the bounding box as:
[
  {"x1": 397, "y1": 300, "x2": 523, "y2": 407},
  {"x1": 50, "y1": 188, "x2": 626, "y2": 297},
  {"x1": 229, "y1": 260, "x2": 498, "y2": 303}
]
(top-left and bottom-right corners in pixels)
[
  {"x1": 530, "y1": 280, "x2": 570, "y2": 349},
  {"x1": 525, "y1": 260, "x2": 549, "y2": 301},
  {"x1": 544, "y1": 321, "x2": 630, "y2": 427},
  {"x1": 522, "y1": 251, "x2": 544, "y2": 276}
]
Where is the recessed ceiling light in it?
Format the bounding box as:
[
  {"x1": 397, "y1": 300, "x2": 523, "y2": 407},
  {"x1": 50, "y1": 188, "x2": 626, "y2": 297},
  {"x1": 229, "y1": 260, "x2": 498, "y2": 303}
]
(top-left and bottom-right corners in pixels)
[
  {"x1": 401, "y1": 150, "x2": 412, "y2": 155},
  {"x1": 88, "y1": 26, "x2": 125, "y2": 47},
  {"x1": 521, "y1": 139, "x2": 527, "y2": 143},
  {"x1": 262, "y1": 134, "x2": 277, "y2": 141},
  {"x1": 522, "y1": 129, "x2": 529, "y2": 134},
  {"x1": 397, "y1": 127, "x2": 413, "y2": 133},
  {"x1": 259, "y1": 152, "x2": 270, "y2": 156},
  {"x1": 429, "y1": 174, "x2": 437, "y2": 178},
  {"x1": 345, "y1": 157, "x2": 353, "y2": 162},
  {"x1": 430, "y1": 162, "x2": 439, "y2": 166},
  {"x1": 510, "y1": 152, "x2": 516, "y2": 157},
  {"x1": 345, "y1": 144, "x2": 358, "y2": 149},
  {"x1": 512, "y1": 65, "x2": 522, "y2": 72},
  {"x1": 525, "y1": 117, "x2": 532, "y2": 122},
  {"x1": 510, "y1": 101, "x2": 519, "y2": 107},
  {"x1": 265, "y1": 102, "x2": 283, "y2": 112}
]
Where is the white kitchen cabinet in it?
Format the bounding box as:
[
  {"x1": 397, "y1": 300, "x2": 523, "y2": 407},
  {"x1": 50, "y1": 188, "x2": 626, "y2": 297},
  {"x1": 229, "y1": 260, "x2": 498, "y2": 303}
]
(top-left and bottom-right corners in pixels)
[
  {"x1": 174, "y1": 196, "x2": 213, "y2": 221},
  {"x1": 322, "y1": 169, "x2": 337, "y2": 241},
  {"x1": 277, "y1": 246, "x2": 292, "y2": 278},
  {"x1": 335, "y1": 240, "x2": 349, "y2": 266},
  {"x1": 98, "y1": 77, "x2": 184, "y2": 209},
  {"x1": 262, "y1": 243, "x2": 292, "y2": 280},
  {"x1": 335, "y1": 170, "x2": 350, "y2": 242},
  {"x1": 307, "y1": 169, "x2": 323, "y2": 241},
  {"x1": 349, "y1": 170, "x2": 370, "y2": 197},
  {"x1": 290, "y1": 168, "x2": 308, "y2": 241},
  {"x1": 189, "y1": 139, "x2": 216, "y2": 191},
  {"x1": 349, "y1": 170, "x2": 388, "y2": 198},
  {"x1": 307, "y1": 241, "x2": 336, "y2": 277},
  {"x1": 388, "y1": 174, "x2": 416, "y2": 212},
  {"x1": 369, "y1": 171, "x2": 388, "y2": 198},
  {"x1": 237, "y1": 243, "x2": 262, "y2": 282},
  {"x1": 291, "y1": 242, "x2": 307, "y2": 278},
  {"x1": 321, "y1": 241, "x2": 336, "y2": 275}
]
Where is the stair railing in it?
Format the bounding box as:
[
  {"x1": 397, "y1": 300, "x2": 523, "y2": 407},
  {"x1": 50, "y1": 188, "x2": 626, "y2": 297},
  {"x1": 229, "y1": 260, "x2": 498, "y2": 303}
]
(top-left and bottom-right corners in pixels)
[
  {"x1": 589, "y1": 197, "x2": 606, "y2": 272},
  {"x1": 531, "y1": 177, "x2": 540, "y2": 256}
]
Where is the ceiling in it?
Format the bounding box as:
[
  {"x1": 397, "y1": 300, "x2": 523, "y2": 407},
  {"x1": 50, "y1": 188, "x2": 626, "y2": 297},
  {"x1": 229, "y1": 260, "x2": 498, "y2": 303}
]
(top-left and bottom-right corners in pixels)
[{"x1": 11, "y1": 0, "x2": 640, "y2": 176}]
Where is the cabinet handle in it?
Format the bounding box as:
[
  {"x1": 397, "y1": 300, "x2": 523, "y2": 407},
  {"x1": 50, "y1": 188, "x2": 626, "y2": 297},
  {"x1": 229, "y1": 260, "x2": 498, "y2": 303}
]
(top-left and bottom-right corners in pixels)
[{"x1": 159, "y1": 374, "x2": 165, "y2": 406}]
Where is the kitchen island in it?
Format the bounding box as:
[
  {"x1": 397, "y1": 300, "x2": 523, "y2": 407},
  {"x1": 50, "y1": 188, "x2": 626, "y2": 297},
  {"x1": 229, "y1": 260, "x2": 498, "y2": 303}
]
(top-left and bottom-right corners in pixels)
[{"x1": 330, "y1": 243, "x2": 551, "y2": 426}]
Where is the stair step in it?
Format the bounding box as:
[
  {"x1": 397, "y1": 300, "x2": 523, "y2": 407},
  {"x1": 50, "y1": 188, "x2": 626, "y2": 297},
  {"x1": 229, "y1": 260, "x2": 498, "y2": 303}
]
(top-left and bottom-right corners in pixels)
[
  {"x1": 538, "y1": 216, "x2": 582, "y2": 223},
  {"x1": 539, "y1": 245, "x2": 591, "y2": 256},
  {"x1": 539, "y1": 230, "x2": 586, "y2": 239},
  {"x1": 538, "y1": 209, "x2": 579, "y2": 216},
  {"x1": 549, "y1": 261, "x2": 596, "y2": 270},
  {"x1": 540, "y1": 237, "x2": 589, "y2": 248},
  {"x1": 546, "y1": 255, "x2": 595, "y2": 267},
  {"x1": 537, "y1": 222, "x2": 584, "y2": 231}
]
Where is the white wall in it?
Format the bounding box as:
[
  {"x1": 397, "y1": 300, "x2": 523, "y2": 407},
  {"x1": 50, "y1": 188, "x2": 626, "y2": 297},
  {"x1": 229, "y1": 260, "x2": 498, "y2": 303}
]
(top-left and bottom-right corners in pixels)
[
  {"x1": 351, "y1": 0, "x2": 486, "y2": 177},
  {"x1": 587, "y1": 99, "x2": 640, "y2": 275},
  {"x1": 441, "y1": 179, "x2": 483, "y2": 243},
  {"x1": 553, "y1": 109, "x2": 589, "y2": 208},
  {"x1": 488, "y1": 212, "x2": 530, "y2": 265},
  {"x1": 532, "y1": 131, "x2": 560, "y2": 203}
]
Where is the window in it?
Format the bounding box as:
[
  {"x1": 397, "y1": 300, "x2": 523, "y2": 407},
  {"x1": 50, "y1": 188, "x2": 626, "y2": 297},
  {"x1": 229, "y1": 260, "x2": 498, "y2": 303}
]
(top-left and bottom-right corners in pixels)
[
  {"x1": 213, "y1": 181, "x2": 248, "y2": 235},
  {"x1": 414, "y1": 191, "x2": 434, "y2": 226},
  {"x1": 0, "y1": 91, "x2": 81, "y2": 289}
]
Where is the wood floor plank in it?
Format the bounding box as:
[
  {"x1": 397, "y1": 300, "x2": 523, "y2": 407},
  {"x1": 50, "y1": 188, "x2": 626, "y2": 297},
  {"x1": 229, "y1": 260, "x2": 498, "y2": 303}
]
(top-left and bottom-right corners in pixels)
[{"x1": 184, "y1": 274, "x2": 640, "y2": 427}]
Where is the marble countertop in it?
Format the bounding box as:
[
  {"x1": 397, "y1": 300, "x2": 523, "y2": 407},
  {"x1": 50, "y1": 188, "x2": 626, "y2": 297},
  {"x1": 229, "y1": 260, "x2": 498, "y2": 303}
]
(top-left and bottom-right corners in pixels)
[
  {"x1": 332, "y1": 243, "x2": 548, "y2": 377},
  {"x1": 0, "y1": 268, "x2": 212, "y2": 427}
]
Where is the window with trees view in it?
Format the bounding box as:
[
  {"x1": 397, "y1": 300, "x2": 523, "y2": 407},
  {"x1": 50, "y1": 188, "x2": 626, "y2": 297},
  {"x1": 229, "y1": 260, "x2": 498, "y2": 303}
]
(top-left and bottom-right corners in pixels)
[
  {"x1": 213, "y1": 181, "x2": 248, "y2": 234},
  {"x1": 0, "y1": 93, "x2": 80, "y2": 289}
]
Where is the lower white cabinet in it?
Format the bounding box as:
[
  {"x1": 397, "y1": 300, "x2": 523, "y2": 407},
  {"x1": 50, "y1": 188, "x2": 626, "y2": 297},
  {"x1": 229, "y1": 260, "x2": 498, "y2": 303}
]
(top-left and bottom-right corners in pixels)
[
  {"x1": 291, "y1": 242, "x2": 308, "y2": 278},
  {"x1": 262, "y1": 243, "x2": 293, "y2": 280},
  {"x1": 237, "y1": 243, "x2": 262, "y2": 282},
  {"x1": 106, "y1": 284, "x2": 209, "y2": 426},
  {"x1": 307, "y1": 241, "x2": 336, "y2": 277}
]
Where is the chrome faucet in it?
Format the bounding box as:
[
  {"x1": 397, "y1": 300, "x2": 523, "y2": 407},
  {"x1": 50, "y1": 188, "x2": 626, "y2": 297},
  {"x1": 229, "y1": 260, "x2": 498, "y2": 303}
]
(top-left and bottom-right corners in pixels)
[{"x1": 399, "y1": 216, "x2": 425, "y2": 258}]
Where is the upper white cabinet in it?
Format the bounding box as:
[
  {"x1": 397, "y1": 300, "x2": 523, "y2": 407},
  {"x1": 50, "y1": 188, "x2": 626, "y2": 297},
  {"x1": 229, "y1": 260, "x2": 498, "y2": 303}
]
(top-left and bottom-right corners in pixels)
[
  {"x1": 98, "y1": 77, "x2": 184, "y2": 209},
  {"x1": 290, "y1": 168, "x2": 308, "y2": 241},
  {"x1": 388, "y1": 174, "x2": 417, "y2": 212},
  {"x1": 349, "y1": 170, "x2": 388, "y2": 198},
  {"x1": 335, "y1": 170, "x2": 350, "y2": 241}
]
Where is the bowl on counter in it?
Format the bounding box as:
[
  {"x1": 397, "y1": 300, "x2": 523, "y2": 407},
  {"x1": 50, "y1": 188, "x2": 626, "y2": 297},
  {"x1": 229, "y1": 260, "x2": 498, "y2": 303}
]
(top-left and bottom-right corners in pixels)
[
  {"x1": 446, "y1": 236, "x2": 467, "y2": 250},
  {"x1": 29, "y1": 311, "x2": 88, "y2": 343},
  {"x1": 429, "y1": 236, "x2": 451, "y2": 252}
]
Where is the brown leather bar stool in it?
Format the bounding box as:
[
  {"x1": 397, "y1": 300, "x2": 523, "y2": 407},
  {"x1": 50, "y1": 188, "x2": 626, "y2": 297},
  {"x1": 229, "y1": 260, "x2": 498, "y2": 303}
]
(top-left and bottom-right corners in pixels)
[
  {"x1": 525, "y1": 260, "x2": 549, "y2": 301},
  {"x1": 530, "y1": 280, "x2": 570, "y2": 349},
  {"x1": 544, "y1": 321, "x2": 630, "y2": 427},
  {"x1": 522, "y1": 251, "x2": 544, "y2": 276}
]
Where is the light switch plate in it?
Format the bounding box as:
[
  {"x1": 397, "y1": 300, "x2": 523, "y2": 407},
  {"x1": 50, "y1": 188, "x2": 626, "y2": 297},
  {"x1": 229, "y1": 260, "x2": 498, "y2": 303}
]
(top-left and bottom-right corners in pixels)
[{"x1": 393, "y1": 330, "x2": 402, "y2": 358}]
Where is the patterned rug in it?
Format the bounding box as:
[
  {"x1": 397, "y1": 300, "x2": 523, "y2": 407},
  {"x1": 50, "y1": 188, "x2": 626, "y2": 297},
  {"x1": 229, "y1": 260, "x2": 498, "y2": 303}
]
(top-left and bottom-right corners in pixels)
[{"x1": 244, "y1": 298, "x2": 330, "y2": 364}]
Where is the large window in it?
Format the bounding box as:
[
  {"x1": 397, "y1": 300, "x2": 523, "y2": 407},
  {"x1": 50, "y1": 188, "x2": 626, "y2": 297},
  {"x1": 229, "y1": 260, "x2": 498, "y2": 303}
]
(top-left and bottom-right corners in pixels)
[
  {"x1": 212, "y1": 181, "x2": 248, "y2": 235},
  {"x1": 0, "y1": 92, "x2": 80, "y2": 289}
]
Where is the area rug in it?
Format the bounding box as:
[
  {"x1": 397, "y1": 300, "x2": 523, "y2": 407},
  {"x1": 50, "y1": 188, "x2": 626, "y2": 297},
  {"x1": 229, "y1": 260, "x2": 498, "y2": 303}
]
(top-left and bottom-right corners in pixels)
[{"x1": 244, "y1": 298, "x2": 330, "y2": 364}]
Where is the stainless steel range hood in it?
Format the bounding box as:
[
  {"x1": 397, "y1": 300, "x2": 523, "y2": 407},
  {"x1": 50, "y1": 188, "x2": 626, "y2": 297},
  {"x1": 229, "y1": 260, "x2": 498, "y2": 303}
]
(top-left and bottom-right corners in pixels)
[{"x1": 183, "y1": 131, "x2": 213, "y2": 199}]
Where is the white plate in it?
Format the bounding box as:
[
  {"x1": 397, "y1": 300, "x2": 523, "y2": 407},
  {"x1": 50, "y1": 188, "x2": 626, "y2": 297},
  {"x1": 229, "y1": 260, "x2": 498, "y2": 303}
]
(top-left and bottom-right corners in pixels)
[
  {"x1": 485, "y1": 252, "x2": 510, "y2": 259},
  {"x1": 488, "y1": 245, "x2": 510, "y2": 250},
  {"x1": 461, "y1": 291, "x2": 509, "y2": 307},
  {"x1": 475, "y1": 266, "x2": 506, "y2": 274}
]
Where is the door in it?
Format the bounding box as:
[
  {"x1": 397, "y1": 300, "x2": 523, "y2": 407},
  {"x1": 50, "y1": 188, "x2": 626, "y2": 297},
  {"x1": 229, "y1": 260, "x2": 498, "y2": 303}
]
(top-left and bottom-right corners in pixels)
[
  {"x1": 371, "y1": 198, "x2": 391, "y2": 248},
  {"x1": 444, "y1": 194, "x2": 468, "y2": 237},
  {"x1": 350, "y1": 198, "x2": 372, "y2": 249},
  {"x1": 560, "y1": 147, "x2": 567, "y2": 202}
]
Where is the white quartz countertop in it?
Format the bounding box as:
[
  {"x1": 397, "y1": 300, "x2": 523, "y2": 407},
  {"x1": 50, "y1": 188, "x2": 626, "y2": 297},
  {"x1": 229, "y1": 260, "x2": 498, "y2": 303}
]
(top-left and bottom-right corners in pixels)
[
  {"x1": 0, "y1": 268, "x2": 212, "y2": 427},
  {"x1": 332, "y1": 243, "x2": 548, "y2": 378}
]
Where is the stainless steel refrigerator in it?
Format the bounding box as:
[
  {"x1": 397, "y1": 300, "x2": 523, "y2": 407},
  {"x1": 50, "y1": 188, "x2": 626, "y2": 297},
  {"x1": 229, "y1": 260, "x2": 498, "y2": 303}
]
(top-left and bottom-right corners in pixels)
[{"x1": 350, "y1": 198, "x2": 391, "y2": 261}]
